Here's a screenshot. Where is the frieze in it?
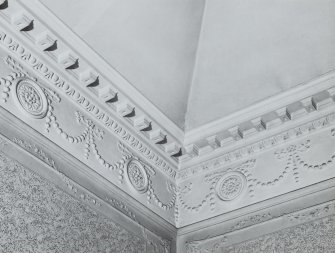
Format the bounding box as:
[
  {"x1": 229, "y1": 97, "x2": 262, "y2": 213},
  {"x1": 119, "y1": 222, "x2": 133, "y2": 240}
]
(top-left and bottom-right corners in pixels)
[
  {"x1": 2, "y1": 0, "x2": 335, "y2": 178},
  {"x1": 179, "y1": 130, "x2": 335, "y2": 218},
  {"x1": 178, "y1": 113, "x2": 335, "y2": 180},
  {"x1": 177, "y1": 160, "x2": 256, "y2": 216},
  {"x1": 10, "y1": 124, "x2": 176, "y2": 212},
  {"x1": 0, "y1": 30, "x2": 177, "y2": 179},
  {"x1": 0, "y1": 0, "x2": 183, "y2": 164},
  {"x1": 1, "y1": 4, "x2": 335, "y2": 189},
  {"x1": 0, "y1": 51, "x2": 177, "y2": 213}
]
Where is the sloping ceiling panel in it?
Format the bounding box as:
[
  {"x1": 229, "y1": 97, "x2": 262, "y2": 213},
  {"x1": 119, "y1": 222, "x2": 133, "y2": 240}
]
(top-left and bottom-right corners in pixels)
[
  {"x1": 41, "y1": 0, "x2": 205, "y2": 129},
  {"x1": 186, "y1": 0, "x2": 335, "y2": 130}
]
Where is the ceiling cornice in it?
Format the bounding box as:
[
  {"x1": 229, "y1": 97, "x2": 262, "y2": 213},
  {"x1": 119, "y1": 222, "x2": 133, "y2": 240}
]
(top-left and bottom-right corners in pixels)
[
  {"x1": 1, "y1": 0, "x2": 185, "y2": 162},
  {"x1": 179, "y1": 72, "x2": 335, "y2": 169},
  {"x1": 2, "y1": 0, "x2": 335, "y2": 173}
]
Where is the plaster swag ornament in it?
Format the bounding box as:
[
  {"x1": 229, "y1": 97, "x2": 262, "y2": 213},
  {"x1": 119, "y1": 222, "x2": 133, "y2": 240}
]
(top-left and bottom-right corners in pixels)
[
  {"x1": 0, "y1": 30, "x2": 177, "y2": 179},
  {"x1": 180, "y1": 113, "x2": 335, "y2": 180}
]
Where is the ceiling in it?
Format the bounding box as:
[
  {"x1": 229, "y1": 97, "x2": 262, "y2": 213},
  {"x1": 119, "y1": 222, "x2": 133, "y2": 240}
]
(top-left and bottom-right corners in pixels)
[{"x1": 40, "y1": 0, "x2": 335, "y2": 132}]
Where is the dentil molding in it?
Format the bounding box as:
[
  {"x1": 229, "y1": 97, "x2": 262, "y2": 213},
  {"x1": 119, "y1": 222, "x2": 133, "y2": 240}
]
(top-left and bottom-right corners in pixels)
[
  {"x1": 1, "y1": 36, "x2": 335, "y2": 228},
  {"x1": 176, "y1": 124, "x2": 335, "y2": 226},
  {"x1": 0, "y1": 26, "x2": 178, "y2": 179},
  {"x1": 0, "y1": 1, "x2": 335, "y2": 251},
  {"x1": 1, "y1": 0, "x2": 335, "y2": 174}
]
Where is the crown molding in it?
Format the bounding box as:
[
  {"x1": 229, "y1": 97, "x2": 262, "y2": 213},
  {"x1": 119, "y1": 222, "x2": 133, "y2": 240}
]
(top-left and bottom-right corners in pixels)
[
  {"x1": 0, "y1": 44, "x2": 178, "y2": 226},
  {"x1": 178, "y1": 106, "x2": 335, "y2": 180},
  {"x1": 175, "y1": 119, "x2": 335, "y2": 226},
  {"x1": 0, "y1": 0, "x2": 184, "y2": 164},
  {"x1": 0, "y1": 22, "x2": 179, "y2": 180},
  {"x1": 184, "y1": 70, "x2": 335, "y2": 144},
  {"x1": 2, "y1": 0, "x2": 335, "y2": 173},
  {"x1": 180, "y1": 72, "x2": 335, "y2": 164}
]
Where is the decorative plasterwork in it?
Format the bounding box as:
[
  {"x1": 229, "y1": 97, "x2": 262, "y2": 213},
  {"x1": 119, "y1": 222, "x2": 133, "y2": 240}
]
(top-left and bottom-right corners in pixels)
[
  {"x1": 215, "y1": 171, "x2": 246, "y2": 201},
  {"x1": 13, "y1": 78, "x2": 48, "y2": 118},
  {"x1": 126, "y1": 159, "x2": 149, "y2": 194},
  {"x1": 181, "y1": 78, "x2": 335, "y2": 161},
  {"x1": 1, "y1": 0, "x2": 335, "y2": 175},
  {"x1": 0, "y1": 0, "x2": 335, "y2": 187},
  {"x1": 176, "y1": 125, "x2": 335, "y2": 227},
  {"x1": 0, "y1": 30, "x2": 177, "y2": 179},
  {"x1": 1, "y1": 2, "x2": 335, "y2": 247},
  {"x1": 178, "y1": 112, "x2": 335, "y2": 180},
  {"x1": 185, "y1": 199, "x2": 335, "y2": 253},
  {"x1": 0, "y1": 59, "x2": 176, "y2": 219},
  {"x1": 0, "y1": 0, "x2": 183, "y2": 163},
  {"x1": 0, "y1": 134, "x2": 174, "y2": 249},
  {"x1": 175, "y1": 160, "x2": 256, "y2": 221}
]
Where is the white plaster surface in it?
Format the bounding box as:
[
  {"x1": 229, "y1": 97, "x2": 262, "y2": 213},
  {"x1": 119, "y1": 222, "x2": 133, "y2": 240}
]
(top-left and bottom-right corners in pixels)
[
  {"x1": 40, "y1": 0, "x2": 335, "y2": 132},
  {"x1": 187, "y1": 0, "x2": 335, "y2": 129},
  {"x1": 40, "y1": 0, "x2": 205, "y2": 129}
]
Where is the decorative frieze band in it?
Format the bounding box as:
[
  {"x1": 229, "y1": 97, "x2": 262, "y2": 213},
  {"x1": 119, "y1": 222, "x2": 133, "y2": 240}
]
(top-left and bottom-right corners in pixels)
[
  {"x1": 0, "y1": 30, "x2": 178, "y2": 179},
  {"x1": 0, "y1": 0, "x2": 183, "y2": 163},
  {"x1": 1, "y1": 0, "x2": 335, "y2": 183},
  {"x1": 0, "y1": 56, "x2": 177, "y2": 220},
  {"x1": 178, "y1": 112, "x2": 335, "y2": 180},
  {"x1": 1, "y1": 133, "x2": 176, "y2": 223}
]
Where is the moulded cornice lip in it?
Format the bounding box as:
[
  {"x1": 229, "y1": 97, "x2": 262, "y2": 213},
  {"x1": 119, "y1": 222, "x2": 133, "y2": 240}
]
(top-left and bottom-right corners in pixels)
[
  {"x1": 18, "y1": 0, "x2": 185, "y2": 142},
  {"x1": 183, "y1": 69, "x2": 335, "y2": 146},
  {"x1": 8, "y1": 0, "x2": 335, "y2": 169}
]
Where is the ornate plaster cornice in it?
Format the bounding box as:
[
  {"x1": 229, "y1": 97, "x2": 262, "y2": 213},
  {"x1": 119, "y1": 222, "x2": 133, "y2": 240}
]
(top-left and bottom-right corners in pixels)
[
  {"x1": 0, "y1": 26, "x2": 178, "y2": 179},
  {"x1": 0, "y1": 0, "x2": 182, "y2": 173},
  {"x1": 1, "y1": 0, "x2": 335, "y2": 182},
  {"x1": 179, "y1": 75, "x2": 335, "y2": 167},
  {"x1": 0, "y1": 111, "x2": 177, "y2": 237},
  {"x1": 177, "y1": 111, "x2": 335, "y2": 180}
]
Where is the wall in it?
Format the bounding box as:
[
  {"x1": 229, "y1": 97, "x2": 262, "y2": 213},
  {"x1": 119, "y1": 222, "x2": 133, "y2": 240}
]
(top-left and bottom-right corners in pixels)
[{"x1": 0, "y1": 151, "x2": 146, "y2": 253}]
